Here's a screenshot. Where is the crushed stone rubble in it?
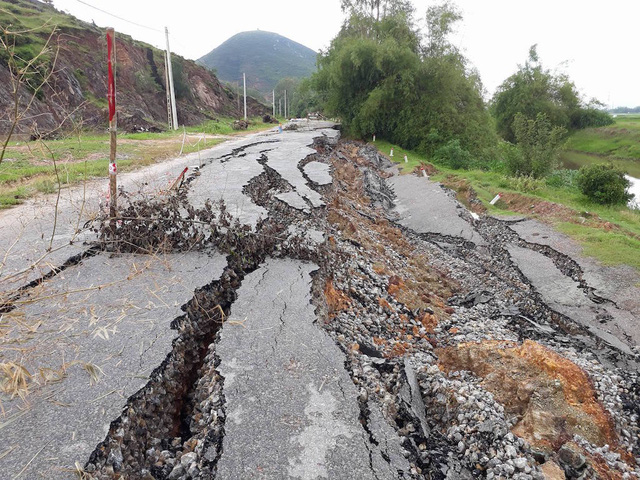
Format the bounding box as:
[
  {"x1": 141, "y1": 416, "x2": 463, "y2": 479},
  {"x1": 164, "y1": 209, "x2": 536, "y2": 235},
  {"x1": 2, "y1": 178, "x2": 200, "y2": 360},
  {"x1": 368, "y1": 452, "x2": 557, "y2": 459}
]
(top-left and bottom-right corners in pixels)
[
  {"x1": 13, "y1": 126, "x2": 636, "y2": 479},
  {"x1": 320, "y1": 141, "x2": 640, "y2": 479}
]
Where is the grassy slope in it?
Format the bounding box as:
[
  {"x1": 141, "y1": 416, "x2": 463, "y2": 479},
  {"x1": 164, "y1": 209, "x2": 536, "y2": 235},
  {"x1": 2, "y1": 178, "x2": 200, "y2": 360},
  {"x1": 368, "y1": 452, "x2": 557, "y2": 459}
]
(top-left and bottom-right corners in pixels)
[
  {"x1": 0, "y1": 118, "x2": 278, "y2": 207},
  {"x1": 372, "y1": 139, "x2": 640, "y2": 272},
  {"x1": 560, "y1": 115, "x2": 640, "y2": 177}
]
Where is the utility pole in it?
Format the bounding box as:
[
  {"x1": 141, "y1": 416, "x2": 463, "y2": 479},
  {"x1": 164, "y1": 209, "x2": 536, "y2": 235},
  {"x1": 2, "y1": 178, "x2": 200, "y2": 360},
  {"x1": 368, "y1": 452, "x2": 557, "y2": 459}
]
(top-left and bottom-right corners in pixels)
[
  {"x1": 272, "y1": 89, "x2": 275, "y2": 117},
  {"x1": 165, "y1": 27, "x2": 178, "y2": 130},
  {"x1": 106, "y1": 28, "x2": 117, "y2": 222},
  {"x1": 279, "y1": 98, "x2": 282, "y2": 116},
  {"x1": 243, "y1": 72, "x2": 247, "y2": 120},
  {"x1": 164, "y1": 51, "x2": 172, "y2": 128},
  {"x1": 284, "y1": 89, "x2": 287, "y2": 119}
]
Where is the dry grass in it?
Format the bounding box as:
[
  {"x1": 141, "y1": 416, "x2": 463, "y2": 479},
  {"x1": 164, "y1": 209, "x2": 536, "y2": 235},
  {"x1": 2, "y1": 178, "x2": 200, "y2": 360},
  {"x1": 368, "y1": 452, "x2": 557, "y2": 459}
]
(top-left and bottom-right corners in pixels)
[{"x1": 0, "y1": 361, "x2": 32, "y2": 399}]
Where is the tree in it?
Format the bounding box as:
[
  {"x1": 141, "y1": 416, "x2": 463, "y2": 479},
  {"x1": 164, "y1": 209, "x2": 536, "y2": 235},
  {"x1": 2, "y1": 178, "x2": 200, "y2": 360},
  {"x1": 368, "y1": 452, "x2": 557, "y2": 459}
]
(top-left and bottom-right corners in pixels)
[
  {"x1": 340, "y1": 0, "x2": 413, "y2": 21},
  {"x1": 492, "y1": 46, "x2": 613, "y2": 143},
  {"x1": 424, "y1": 1, "x2": 462, "y2": 57},
  {"x1": 312, "y1": 2, "x2": 496, "y2": 163},
  {"x1": 508, "y1": 112, "x2": 566, "y2": 178}
]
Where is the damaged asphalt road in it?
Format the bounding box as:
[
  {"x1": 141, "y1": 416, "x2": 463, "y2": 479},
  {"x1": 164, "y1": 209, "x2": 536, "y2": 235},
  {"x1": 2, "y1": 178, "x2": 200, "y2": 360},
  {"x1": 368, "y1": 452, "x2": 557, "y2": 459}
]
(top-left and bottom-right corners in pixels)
[{"x1": 1, "y1": 121, "x2": 639, "y2": 480}]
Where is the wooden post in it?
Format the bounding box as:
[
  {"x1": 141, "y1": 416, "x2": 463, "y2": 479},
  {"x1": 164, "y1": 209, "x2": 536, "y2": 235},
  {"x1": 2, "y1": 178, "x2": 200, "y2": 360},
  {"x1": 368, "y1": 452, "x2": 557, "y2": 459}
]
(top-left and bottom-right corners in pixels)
[{"x1": 106, "y1": 28, "x2": 117, "y2": 222}]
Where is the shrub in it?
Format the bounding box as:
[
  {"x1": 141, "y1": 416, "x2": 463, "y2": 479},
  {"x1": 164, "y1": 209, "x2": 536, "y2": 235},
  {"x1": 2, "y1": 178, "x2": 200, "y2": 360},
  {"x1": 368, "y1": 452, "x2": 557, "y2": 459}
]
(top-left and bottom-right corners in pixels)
[
  {"x1": 434, "y1": 139, "x2": 472, "y2": 170},
  {"x1": 546, "y1": 169, "x2": 579, "y2": 189},
  {"x1": 576, "y1": 164, "x2": 633, "y2": 205},
  {"x1": 505, "y1": 175, "x2": 545, "y2": 193}
]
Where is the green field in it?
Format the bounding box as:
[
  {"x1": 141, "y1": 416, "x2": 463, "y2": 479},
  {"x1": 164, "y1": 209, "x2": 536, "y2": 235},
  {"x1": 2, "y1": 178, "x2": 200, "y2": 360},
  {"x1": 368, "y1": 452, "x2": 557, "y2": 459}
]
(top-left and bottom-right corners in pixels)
[
  {"x1": 0, "y1": 117, "x2": 278, "y2": 208},
  {"x1": 561, "y1": 115, "x2": 640, "y2": 177}
]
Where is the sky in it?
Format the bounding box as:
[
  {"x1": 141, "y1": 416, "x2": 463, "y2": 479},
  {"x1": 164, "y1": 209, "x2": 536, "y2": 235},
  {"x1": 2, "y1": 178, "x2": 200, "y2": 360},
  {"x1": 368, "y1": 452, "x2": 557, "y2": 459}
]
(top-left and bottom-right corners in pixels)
[{"x1": 50, "y1": 0, "x2": 640, "y2": 108}]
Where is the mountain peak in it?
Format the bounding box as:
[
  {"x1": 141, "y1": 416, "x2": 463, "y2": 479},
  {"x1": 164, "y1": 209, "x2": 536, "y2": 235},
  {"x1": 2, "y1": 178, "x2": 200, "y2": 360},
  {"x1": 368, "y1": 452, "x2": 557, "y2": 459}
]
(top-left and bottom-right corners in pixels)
[{"x1": 198, "y1": 31, "x2": 317, "y2": 95}]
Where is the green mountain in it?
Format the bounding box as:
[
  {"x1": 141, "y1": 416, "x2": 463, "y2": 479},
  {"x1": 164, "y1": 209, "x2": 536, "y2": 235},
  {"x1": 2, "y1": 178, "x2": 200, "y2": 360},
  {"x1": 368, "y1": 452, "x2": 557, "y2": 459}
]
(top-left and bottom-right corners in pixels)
[{"x1": 198, "y1": 30, "x2": 317, "y2": 96}]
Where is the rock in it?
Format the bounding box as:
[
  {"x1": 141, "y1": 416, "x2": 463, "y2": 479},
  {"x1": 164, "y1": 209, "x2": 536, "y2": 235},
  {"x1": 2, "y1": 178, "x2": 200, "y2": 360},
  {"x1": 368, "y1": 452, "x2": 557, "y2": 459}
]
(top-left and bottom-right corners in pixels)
[
  {"x1": 167, "y1": 463, "x2": 186, "y2": 480},
  {"x1": 180, "y1": 451, "x2": 198, "y2": 467},
  {"x1": 539, "y1": 460, "x2": 566, "y2": 480},
  {"x1": 513, "y1": 457, "x2": 528, "y2": 470},
  {"x1": 398, "y1": 359, "x2": 431, "y2": 438},
  {"x1": 557, "y1": 443, "x2": 586, "y2": 472}
]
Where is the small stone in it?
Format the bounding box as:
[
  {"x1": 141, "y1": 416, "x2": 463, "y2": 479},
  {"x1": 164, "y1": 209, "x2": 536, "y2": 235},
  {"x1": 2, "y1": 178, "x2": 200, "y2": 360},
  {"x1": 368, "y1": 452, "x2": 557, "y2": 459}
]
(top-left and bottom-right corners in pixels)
[
  {"x1": 167, "y1": 464, "x2": 185, "y2": 480},
  {"x1": 180, "y1": 451, "x2": 198, "y2": 467},
  {"x1": 513, "y1": 457, "x2": 527, "y2": 470}
]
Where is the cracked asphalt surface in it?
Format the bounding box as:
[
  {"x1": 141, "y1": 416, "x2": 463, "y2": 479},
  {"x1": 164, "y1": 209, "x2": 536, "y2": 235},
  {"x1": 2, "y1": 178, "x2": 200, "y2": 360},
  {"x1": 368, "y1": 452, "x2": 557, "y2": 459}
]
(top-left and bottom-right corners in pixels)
[{"x1": 1, "y1": 120, "x2": 639, "y2": 479}]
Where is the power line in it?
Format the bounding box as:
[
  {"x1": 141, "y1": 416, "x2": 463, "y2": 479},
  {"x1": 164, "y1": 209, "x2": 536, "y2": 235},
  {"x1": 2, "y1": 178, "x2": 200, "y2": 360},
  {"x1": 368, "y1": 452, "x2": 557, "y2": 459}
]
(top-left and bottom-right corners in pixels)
[{"x1": 74, "y1": 0, "x2": 162, "y2": 32}]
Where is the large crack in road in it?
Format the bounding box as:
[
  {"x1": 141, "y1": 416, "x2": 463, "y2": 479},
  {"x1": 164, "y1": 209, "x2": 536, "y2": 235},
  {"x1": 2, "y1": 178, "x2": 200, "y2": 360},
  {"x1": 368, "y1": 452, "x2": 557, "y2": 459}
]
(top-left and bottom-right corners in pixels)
[{"x1": 1, "y1": 122, "x2": 639, "y2": 479}]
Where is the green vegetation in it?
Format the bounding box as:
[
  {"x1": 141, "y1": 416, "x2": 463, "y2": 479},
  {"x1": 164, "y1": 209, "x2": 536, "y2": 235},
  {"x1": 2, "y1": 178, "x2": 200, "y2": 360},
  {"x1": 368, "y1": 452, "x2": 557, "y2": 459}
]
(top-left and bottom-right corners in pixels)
[
  {"x1": 508, "y1": 112, "x2": 566, "y2": 178},
  {"x1": 556, "y1": 222, "x2": 640, "y2": 271},
  {"x1": 313, "y1": 0, "x2": 496, "y2": 163},
  {"x1": 491, "y1": 45, "x2": 613, "y2": 143},
  {"x1": 576, "y1": 164, "x2": 633, "y2": 205}
]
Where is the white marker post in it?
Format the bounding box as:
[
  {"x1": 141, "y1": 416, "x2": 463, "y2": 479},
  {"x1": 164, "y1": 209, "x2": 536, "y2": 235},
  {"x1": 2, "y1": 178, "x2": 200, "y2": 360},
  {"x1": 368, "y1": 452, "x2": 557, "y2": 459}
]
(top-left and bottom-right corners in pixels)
[
  {"x1": 404, "y1": 154, "x2": 408, "y2": 163},
  {"x1": 390, "y1": 148, "x2": 394, "y2": 157},
  {"x1": 373, "y1": 134, "x2": 376, "y2": 142},
  {"x1": 489, "y1": 193, "x2": 502, "y2": 205},
  {"x1": 243, "y1": 72, "x2": 247, "y2": 121}
]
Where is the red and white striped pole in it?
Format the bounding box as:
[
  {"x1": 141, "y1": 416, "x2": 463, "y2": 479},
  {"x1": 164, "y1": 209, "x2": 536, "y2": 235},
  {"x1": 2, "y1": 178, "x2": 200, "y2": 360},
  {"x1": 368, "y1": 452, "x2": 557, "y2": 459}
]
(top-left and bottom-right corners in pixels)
[{"x1": 106, "y1": 27, "x2": 117, "y2": 222}]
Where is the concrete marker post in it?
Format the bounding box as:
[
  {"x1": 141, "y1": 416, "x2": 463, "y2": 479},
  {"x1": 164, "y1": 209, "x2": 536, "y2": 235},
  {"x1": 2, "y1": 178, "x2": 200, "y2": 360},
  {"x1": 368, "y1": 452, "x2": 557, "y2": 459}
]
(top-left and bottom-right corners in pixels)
[
  {"x1": 390, "y1": 148, "x2": 394, "y2": 157},
  {"x1": 243, "y1": 72, "x2": 247, "y2": 121},
  {"x1": 489, "y1": 193, "x2": 502, "y2": 205}
]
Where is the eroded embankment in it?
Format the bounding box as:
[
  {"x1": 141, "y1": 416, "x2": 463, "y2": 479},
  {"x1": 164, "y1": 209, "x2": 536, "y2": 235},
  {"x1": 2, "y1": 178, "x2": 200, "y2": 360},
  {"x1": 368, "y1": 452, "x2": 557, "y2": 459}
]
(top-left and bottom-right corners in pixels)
[{"x1": 319, "y1": 141, "x2": 639, "y2": 479}]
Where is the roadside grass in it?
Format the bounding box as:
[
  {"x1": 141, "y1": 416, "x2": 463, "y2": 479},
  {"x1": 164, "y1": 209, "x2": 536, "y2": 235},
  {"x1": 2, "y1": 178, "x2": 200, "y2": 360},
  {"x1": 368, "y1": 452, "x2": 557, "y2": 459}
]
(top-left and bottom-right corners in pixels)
[
  {"x1": 556, "y1": 222, "x2": 640, "y2": 271},
  {"x1": 372, "y1": 139, "x2": 640, "y2": 271},
  {"x1": 0, "y1": 117, "x2": 273, "y2": 208}
]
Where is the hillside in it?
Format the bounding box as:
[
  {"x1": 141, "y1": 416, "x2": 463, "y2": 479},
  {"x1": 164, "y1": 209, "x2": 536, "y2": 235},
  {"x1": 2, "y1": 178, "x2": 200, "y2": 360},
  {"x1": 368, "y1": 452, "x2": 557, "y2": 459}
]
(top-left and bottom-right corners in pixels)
[
  {"x1": 0, "y1": 0, "x2": 266, "y2": 135},
  {"x1": 198, "y1": 30, "x2": 317, "y2": 95}
]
